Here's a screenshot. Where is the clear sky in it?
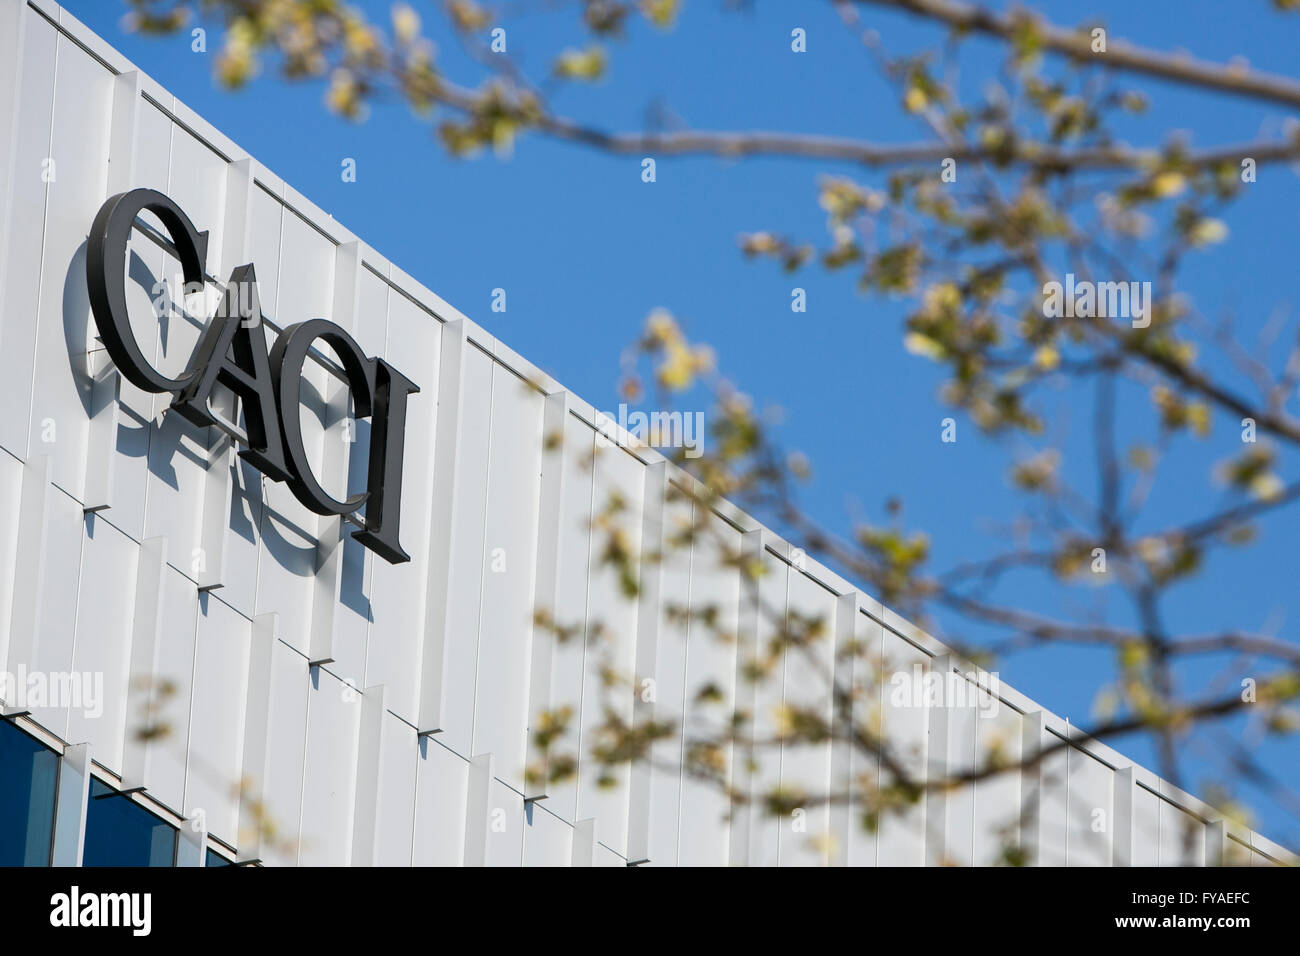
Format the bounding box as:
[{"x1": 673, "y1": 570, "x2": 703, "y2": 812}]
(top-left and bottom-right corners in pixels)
[{"x1": 60, "y1": 0, "x2": 1300, "y2": 850}]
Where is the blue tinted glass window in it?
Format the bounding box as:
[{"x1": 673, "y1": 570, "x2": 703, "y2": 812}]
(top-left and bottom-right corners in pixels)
[
  {"x1": 205, "y1": 849, "x2": 232, "y2": 867},
  {"x1": 0, "y1": 720, "x2": 58, "y2": 866},
  {"x1": 83, "y1": 778, "x2": 177, "y2": 866}
]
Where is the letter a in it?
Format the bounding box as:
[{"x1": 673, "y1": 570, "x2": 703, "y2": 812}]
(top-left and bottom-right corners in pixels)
[{"x1": 171, "y1": 263, "x2": 293, "y2": 482}]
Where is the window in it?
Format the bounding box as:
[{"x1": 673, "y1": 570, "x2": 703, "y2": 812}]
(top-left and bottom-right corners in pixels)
[
  {"x1": 0, "y1": 720, "x2": 58, "y2": 866},
  {"x1": 83, "y1": 778, "x2": 178, "y2": 866}
]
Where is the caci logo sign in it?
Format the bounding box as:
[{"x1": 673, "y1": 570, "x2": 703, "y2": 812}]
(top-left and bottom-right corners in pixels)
[{"x1": 86, "y1": 188, "x2": 419, "y2": 564}]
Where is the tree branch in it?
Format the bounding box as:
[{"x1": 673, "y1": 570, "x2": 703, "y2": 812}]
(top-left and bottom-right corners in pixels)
[{"x1": 855, "y1": 0, "x2": 1300, "y2": 109}]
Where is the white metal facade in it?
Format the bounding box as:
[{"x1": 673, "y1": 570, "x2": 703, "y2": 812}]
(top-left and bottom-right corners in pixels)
[{"x1": 0, "y1": 0, "x2": 1291, "y2": 866}]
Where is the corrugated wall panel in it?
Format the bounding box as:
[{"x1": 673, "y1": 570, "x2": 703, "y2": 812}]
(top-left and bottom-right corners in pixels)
[
  {"x1": 877, "y1": 630, "x2": 928, "y2": 865},
  {"x1": 373, "y1": 711, "x2": 418, "y2": 866},
  {"x1": 438, "y1": 343, "x2": 494, "y2": 755},
  {"x1": 138, "y1": 563, "x2": 200, "y2": 815},
  {"x1": 297, "y1": 667, "x2": 362, "y2": 866},
  {"x1": 363, "y1": 289, "x2": 434, "y2": 721},
  {"x1": 65, "y1": 513, "x2": 136, "y2": 768},
  {"x1": 574, "y1": 441, "x2": 644, "y2": 858},
  {"x1": 412, "y1": 737, "x2": 468, "y2": 866},
  {"x1": 746, "y1": 546, "x2": 788, "y2": 866},
  {"x1": 1067, "y1": 747, "x2": 1114, "y2": 866},
  {"x1": 646, "y1": 490, "x2": 691, "y2": 866},
  {"x1": 184, "y1": 595, "x2": 251, "y2": 845},
  {"x1": 845, "y1": 608, "x2": 883, "y2": 866},
  {"x1": 972, "y1": 687, "x2": 1021, "y2": 865},
  {"x1": 26, "y1": 34, "x2": 112, "y2": 503},
  {"x1": 778, "y1": 567, "x2": 837, "y2": 866},
  {"x1": 0, "y1": 7, "x2": 55, "y2": 461},
  {"x1": 472, "y1": 367, "x2": 544, "y2": 790}
]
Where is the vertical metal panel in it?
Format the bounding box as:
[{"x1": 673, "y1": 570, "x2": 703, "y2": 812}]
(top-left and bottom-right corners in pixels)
[
  {"x1": 26, "y1": 33, "x2": 113, "y2": 502},
  {"x1": 235, "y1": 612, "x2": 276, "y2": 863},
  {"x1": 3, "y1": 454, "x2": 50, "y2": 679},
  {"x1": 924, "y1": 653, "x2": 952, "y2": 868},
  {"x1": 141, "y1": 155, "x2": 221, "y2": 595},
  {"x1": 746, "y1": 543, "x2": 788, "y2": 866},
  {"x1": 116, "y1": 538, "x2": 169, "y2": 790},
  {"x1": 373, "y1": 711, "x2": 417, "y2": 866},
  {"x1": 1132, "y1": 782, "x2": 1161, "y2": 866},
  {"x1": 543, "y1": 412, "x2": 595, "y2": 822},
  {"x1": 625, "y1": 458, "x2": 665, "y2": 862},
  {"x1": 418, "y1": 317, "x2": 467, "y2": 735},
  {"x1": 0, "y1": 0, "x2": 30, "y2": 341},
  {"x1": 594, "y1": 844, "x2": 625, "y2": 866},
  {"x1": 1112, "y1": 766, "x2": 1135, "y2": 867},
  {"x1": 65, "y1": 516, "x2": 138, "y2": 769},
  {"x1": 486, "y1": 777, "x2": 524, "y2": 867},
  {"x1": 571, "y1": 817, "x2": 597, "y2": 867},
  {"x1": 253, "y1": 209, "x2": 335, "y2": 656},
  {"x1": 350, "y1": 683, "x2": 386, "y2": 866},
  {"x1": 647, "y1": 490, "x2": 692, "y2": 866},
  {"x1": 412, "y1": 737, "x2": 468, "y2": 866},
  {"x1": 0, "y1": 7, "x2": 55, "y2": 461},
  {"x1": 189, "y1": 160, "x2": 253, "y2": 598},
  {"x1": 676, "y1": 509, "x2": 739, "y2": 866},
  {"x1": 437, "y1": 343, "x2": 494, "y2": 749},
  {"x1": 306, "y1": 240, "x2": 363, "y2": 666},
  {"x1": 298, "y1": 666, "x2": 362, "y2": 866},
  {"x1": 524, "y1": 390, "x2": 571, "y2": 801},
  {"x1": 776, "y1": 563, "x2": 836, "y2": 867},
  {"x1": 972, "y1": 687, "x2": 1021, "y2": 865},
  {"x1": 25, "y1": 483, "x2": 83, "y2": 737},
  {"x1": 328, "y1": 265, "x2": 388, "y2": 685},
  {"x1": 925, "y1": 654, "x2": 978, "y2": 866},
  {"x1": 877, "y1": 630, "x2": 929, "y2": 865},
  {"x1": 845, "y1": 604, "x2": 883, "y2": 867},
  {"x1": 140, "y1": 123, "x2": 228, "y2": 586},
  {"x1": 186, "y1": 595, "x2": 252, "y2": 845},
  {"x1": 727, "y1": 527, "x2": 761, "y2": 865},
  {"x1": 522, "y1": 803, "x2": 574, "y2": 867},
  {"x1": 828, "y1": 594, "x2": 856, "y2": 866},
  {"x1": 574, "y1": 442, "x2": 645, "y2": 857},
  {"x1": 176, "y1": 813, "x2": 207, "y2": 867},
  {"x1": 362, "y1": 289, "x2": 429, "y2": 720},
  {"x1": 139, "y1": 562, "x2": 200, "y2": 812},
  {"x1": 80, "y1": 70, "x2": 141, "y2": 514},
  {"x1": 0, "y1": 449, "x2": 24, "y2": 687},
  {"x1": 1066, "y1": 745, "x2": 1114, "y2": 866},
  {"x1": 1038, "y1": 727, "x2": 1070, "y2": 866},
  {"x1": 464, "y1": 752, "x2": 493, "y2": 867},
  {"x1": 105, "y1": 99, "x2": 171, "y2": 544},
  {"x1": 208, "y1": 176, "x2": 270, "y2": 616},
  {"x1": 1205, "y1": 818, "x2": 1226, "y2": 867},
  {"x1": 472, "y1": 365, "x2": 543, "y2": 791},
  {"x1": 51, "y1": 741, "x2": 91, "y2": 866},
  {"x1": 1018, "y1": 711, "x2": 1054, "y2": 865},
  {"x1": 1159, "y1": 797, "x2": 1206, "y2": 866},
  {"x1": 255, "y1": 635, "x2": 310, "y2": 866},
  {"x1": 934, "y1": 664, "x2": 978, "y2": 867}
]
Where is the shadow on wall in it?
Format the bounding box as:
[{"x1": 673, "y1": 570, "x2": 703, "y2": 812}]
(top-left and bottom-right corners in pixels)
[{"x1": 60, "y1": 239, "x2": 374, "y2": 623}]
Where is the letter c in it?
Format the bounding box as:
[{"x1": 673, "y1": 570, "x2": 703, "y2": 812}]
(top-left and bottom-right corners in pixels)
[
  {"x1": 269, "y1": 318, "x2": 377, "y2": 517},
  {"x1": 85, "y1": 188, "x2": 209, "y2": 393}
]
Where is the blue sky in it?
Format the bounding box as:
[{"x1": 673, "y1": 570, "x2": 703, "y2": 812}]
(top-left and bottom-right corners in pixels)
[{"x1": 62, "y1": 0, "x2": 1300, "y2": 848}]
